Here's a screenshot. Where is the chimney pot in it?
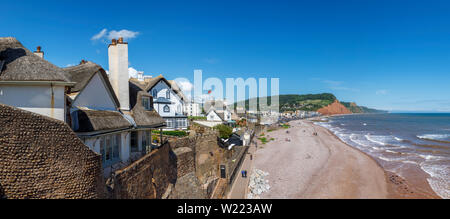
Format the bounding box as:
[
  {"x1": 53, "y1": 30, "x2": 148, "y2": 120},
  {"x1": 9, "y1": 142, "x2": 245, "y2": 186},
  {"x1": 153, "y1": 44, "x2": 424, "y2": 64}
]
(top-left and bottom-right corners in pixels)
[
  {"x1": 118, "y1": 37, "x2": 124, "y2": 43},
  {"x1": 34, "y1": 46, "x2": 44, "y2": 58},
  {"x1": 111, "y1": 39, "x2": 117, "y2": 45}
]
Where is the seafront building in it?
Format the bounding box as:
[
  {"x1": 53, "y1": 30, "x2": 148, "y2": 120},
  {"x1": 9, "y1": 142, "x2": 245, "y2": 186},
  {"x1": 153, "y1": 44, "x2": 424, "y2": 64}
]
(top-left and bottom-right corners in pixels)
[
  {"x1": 1, "y1": 37, "x2": 167, "y2": 178},
  {"x1": 143, "y1": 75, "x2": 189, "y2": 130}
]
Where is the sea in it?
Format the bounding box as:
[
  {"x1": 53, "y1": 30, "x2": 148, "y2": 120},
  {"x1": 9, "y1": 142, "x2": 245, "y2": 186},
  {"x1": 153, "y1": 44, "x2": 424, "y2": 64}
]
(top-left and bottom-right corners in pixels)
[{"x1": 316, "y1": 113, "x2": 450, "y2": 199}]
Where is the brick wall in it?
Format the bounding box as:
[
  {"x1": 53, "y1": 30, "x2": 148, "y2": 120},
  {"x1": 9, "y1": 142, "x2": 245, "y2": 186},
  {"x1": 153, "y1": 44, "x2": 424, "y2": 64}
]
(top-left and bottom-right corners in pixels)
[{"x1": 0, "y1": 103, "x2": 104, "y2": 199}]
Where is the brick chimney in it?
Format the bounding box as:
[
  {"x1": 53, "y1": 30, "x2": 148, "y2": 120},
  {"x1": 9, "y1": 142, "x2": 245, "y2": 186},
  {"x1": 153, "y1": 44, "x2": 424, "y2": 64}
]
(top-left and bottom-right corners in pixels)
[
  {"x1": 34, "y1": 46, "x2": 44, "y2": 59},
  {"x1": 108, "y1": 37, "x2": 130, "y2": 111}
]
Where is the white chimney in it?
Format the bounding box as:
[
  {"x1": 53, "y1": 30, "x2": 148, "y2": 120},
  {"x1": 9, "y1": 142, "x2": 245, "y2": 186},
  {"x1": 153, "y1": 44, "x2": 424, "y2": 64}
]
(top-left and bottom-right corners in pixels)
[
  {"x1": 34, "y1": 46, "x2": 44, "y2": 59},
  {"x1": 137, "y1": 71, "x2": 144, "y2": 81},
  {"x1": 108, "y1": 37, "x2": 130, "y2": 111}
]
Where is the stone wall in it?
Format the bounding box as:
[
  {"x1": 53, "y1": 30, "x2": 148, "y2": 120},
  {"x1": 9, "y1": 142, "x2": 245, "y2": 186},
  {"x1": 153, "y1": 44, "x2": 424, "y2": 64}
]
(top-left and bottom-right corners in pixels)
[
  {"x1": 173, "y1": 147, "x2": 194, "y2": 178},
  {"x1": 0, "y1": 103, "x2": 104, "y2": 199},
  {"x1": 107, "y1": 141, "x2": 177, "y2": 199}
]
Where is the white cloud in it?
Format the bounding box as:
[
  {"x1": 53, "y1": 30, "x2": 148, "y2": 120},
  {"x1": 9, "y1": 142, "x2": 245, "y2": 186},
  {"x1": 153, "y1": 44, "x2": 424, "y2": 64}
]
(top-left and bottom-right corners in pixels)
[
  {"x1": 174, "y1": 78, "x2": 194, "y2": 101},
  {"x1": 128, "y1": 67, "x2": 139, "y2": 79},
  {"x1": 178, "y1": 81, "x2": 194, "y2": 92},
  {"x1": 91, "y1": 29, "x2": 140, "y2": 42},
  {"x1": 107, "y1": 29, "x2": 140, "y2": 40},
  {"x1": 91, "y1": 28, "x2": 108, "y2": 41},
  {"x1": 376, "y1": 89, "x2": 388, "y2": 95}
]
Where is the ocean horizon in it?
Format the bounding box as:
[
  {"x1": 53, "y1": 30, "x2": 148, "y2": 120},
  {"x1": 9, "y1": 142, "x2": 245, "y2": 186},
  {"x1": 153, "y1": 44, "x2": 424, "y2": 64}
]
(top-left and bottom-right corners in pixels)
[{"x1": 316, "y1": 113, "x2": 450, "y2": 199}]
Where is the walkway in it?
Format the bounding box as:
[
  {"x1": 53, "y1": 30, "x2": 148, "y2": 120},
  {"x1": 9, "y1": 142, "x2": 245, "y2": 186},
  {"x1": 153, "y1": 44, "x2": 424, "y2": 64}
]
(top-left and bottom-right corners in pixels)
[{"x1": 227, "y1": 141, "x2": 257, "y2": 199}]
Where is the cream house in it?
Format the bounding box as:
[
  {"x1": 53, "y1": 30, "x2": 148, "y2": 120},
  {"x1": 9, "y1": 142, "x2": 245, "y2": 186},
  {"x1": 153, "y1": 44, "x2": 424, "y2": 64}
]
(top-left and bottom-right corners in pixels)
[{"x1": 0, "y1": 37, "x2": 74, "y2": 121}]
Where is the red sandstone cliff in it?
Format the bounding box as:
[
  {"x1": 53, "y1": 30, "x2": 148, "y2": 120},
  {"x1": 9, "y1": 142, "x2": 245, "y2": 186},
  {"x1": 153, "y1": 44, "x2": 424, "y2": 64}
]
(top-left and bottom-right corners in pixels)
[{"x1": 317, "y1": 100, "x2": 352, "y2": 115}]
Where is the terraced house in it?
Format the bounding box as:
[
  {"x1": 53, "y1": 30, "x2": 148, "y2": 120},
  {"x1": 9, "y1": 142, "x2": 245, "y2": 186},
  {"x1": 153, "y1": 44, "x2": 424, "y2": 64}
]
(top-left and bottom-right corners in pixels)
[
  {"x1": 64, "y1": 38, "x2": 165, "y2": 176},
  {"x1": 1, "y1": 37, "x2": 166, "y2": 179}
]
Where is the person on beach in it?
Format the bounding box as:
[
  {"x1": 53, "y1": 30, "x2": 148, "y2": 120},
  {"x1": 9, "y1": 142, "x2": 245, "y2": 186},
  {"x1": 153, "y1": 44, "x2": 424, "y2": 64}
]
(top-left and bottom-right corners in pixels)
[
  {"x1": 241, "y1": 170, "x2": 245, "y2": 178},
  {"x1": 244, "y1": 170, "x2": 248, "y2": 178}
]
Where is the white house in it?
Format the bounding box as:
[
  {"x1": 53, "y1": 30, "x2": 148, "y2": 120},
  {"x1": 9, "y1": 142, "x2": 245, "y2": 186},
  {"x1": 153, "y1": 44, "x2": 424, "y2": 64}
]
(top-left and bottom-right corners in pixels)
[
  {"x1": 206, "y1": 108, "x2": 232, "y2": 122},
  {"x1": 64, "y1": 60, "x2": 133, "y2": 176},
  {"x1": 144, "y1": 75, "x2": 188, "y2": 130},
  {"x1": 185, "y1": 101, "x2": 202, "y2": 117},
  {"x1": 0, "y1": 37, "x2": 74, "y2": 122},
  {"x1": 64, "y1": 38, "x2": 165, "y2": 177}
]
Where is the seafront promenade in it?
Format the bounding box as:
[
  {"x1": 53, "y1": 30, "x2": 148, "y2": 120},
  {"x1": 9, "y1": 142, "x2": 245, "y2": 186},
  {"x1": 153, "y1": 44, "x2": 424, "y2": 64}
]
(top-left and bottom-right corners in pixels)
[{"x1": 229, "y1": 119, "x2": 389, "y2": 199}]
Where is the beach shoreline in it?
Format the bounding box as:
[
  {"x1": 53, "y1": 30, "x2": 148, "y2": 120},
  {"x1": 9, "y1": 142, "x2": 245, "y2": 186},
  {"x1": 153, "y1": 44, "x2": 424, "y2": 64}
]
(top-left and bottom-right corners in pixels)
[
  {"x1": 251, "y1": 118, "x2": 441, "y2": 199},
  {"x1": 313, "y1": 118, "x2": 441, "y2": 199}
]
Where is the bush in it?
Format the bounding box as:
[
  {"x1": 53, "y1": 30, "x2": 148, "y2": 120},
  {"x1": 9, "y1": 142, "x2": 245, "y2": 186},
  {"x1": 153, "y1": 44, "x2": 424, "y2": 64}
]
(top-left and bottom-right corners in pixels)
[
  {"x1": 188, "y1": 116, "x2": 207, "y2": 120},
  {"x1": 152, "y1": 130, "x2": 188, "y2": 137},
  {"x1": 214, "y1": 124, "x2": 233, "y2": 139}
]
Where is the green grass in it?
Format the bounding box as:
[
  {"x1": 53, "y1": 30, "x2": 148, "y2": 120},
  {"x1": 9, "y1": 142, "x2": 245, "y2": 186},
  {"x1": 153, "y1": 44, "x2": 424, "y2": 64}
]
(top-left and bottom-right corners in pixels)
[
  {"x1": 280, "y1": 124, "x2": 290, "y2": 129},
  {"x1": 259, "y1": 137, "x2": 268, "y2": 144}
]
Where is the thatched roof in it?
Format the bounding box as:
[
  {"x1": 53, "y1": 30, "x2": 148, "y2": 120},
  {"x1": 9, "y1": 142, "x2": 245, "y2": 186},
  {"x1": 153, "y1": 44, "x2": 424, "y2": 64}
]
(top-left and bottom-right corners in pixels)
[
  {"x1": 143, "y1": 74, "x2": 165, "y2": 91},
  {"x1": 168, "y1": 80, "x2": 188, "y2": 102},
  {"x1": 143, "y1": 74, "x2": 186, "y2": 101},
  {"x1": 0, "y1": 37, "x2": 70, "y2": 82},
  {"x1": 129, "y1": 80, "x2": 165, "y2": 128},
  {"x1": 74, "y1": 109, "x2": 132, "y2": 132},
  {"x1": 63, "y1": 61, "x2": 120, "y2": 106}
]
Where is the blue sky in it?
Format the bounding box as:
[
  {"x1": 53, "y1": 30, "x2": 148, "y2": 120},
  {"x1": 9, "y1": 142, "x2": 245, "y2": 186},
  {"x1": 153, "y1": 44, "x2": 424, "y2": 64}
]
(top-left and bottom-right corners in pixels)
[{"x1": 2, "y1": 0, "x2": 450, "y2": 112}]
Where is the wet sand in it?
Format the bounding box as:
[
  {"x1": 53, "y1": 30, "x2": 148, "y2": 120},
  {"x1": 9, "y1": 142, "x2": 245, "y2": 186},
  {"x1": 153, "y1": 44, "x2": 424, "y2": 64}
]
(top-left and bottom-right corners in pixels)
[{"x1": 253, "y1": 119, "x2": 440, "y2": 199}]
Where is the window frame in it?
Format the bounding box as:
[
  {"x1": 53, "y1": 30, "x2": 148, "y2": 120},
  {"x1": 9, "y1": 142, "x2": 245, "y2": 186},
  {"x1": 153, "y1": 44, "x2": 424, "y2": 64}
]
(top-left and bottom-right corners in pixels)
[
  {"x1": 142, "y1": 96, "x2": 151, "y2": 110},
  {"x1": 130, "y1": 132, "x2": 139, "y2": 152},
  {"x1": 163, "y1": 104, "x2": 170, "y2": 113}
]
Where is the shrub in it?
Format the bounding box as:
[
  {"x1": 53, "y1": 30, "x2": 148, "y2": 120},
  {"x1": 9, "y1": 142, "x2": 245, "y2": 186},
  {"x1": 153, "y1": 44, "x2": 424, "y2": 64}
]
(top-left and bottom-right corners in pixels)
[
  {"x1": 214, "y1": 124, "x2": 233, "y2": 139},
  {"x1": 152, "y1": 130, "x2": 188, "y2": 137},
  {"x1": 188, "y1": 116, "x2": 207, "y2": 120}
]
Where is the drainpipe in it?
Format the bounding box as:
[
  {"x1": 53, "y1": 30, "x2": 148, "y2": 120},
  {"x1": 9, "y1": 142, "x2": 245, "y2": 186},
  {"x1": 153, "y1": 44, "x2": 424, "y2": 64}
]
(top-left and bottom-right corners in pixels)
[{"x1": 160, "y1": 128, "x2": 163, "y2": 147}]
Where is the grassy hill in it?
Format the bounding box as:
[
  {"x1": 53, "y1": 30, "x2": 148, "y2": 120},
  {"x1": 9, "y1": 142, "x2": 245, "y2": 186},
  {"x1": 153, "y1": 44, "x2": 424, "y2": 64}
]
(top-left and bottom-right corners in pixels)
[{"x1": 232, "y1": 93, "x2": 386, "y2": 113}]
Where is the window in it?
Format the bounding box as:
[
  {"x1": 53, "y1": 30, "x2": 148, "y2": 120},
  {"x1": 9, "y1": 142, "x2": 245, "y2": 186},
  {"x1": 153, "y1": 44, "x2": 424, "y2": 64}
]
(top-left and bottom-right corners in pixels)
[
  {"x1": 142, "y1": 131, "x2": 151, "y2": 153},
  {"x1": 163, "y1": 105, "x2": 170, "y2": 113},
  {"x1": 100, "y1": 134, "x2": 121, "y2": 166},
  {"x1": 113, "y1": 134, "x2": 120, "y2": 159},
  {"x1": 142, "y1": 97, "x2": 151, "y2": 110},
  {"x1": 166, "y1": 90, "x2": 170, "y2": 99},
  {"x1": 176, "y1": 118, "x2": 186, "y2": 128},
  {"x1": 100, "y1": 137, "x2": 105, "y2": 163},
  {"x1": 105, "y1": 135, "x2": 112, "y2": 161},
  {"x1": 131, "y1": 132, "x2": 139, "y2": 152},
  {"x1": 166, "y1": 119, "x2": 173, "y2": 128},
  {"x1": 152, "y1": 89, "x2": 158, "y2": 98}
]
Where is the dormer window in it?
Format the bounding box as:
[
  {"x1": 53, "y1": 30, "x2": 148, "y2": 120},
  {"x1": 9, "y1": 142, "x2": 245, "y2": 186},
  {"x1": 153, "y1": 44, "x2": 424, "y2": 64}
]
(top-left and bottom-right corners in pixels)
[
  {"x1": 166, "y1": 90, "x2": 170, "y2": 99},
  {"x1": 142, "y1": 97, "x2": 151, "y2": 110},
  {"x1": 163, "y1": 105, "x2": 170, "y2": 112},
  {"x1": 152, "y1": 89, "x2": 158, "y2": 98}
]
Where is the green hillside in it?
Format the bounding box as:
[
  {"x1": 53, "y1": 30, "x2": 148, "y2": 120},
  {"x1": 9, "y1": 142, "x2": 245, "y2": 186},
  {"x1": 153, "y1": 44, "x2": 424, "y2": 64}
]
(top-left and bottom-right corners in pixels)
[
  {"x1": 232, "y1": 93, "x2": 386, "y2": 113},
  {"x1": 341, "y1": 102, "x2": 387, "y2": 113}
]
